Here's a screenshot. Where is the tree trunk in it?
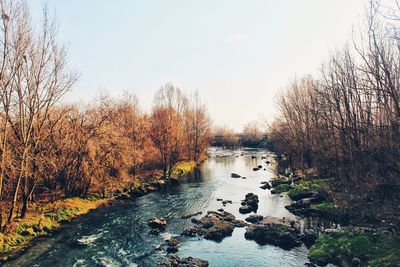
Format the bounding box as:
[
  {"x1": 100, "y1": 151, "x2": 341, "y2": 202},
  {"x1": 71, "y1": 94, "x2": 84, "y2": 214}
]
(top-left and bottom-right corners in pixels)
[
  {"x1": 7, "y1": 149, "x2": 27, "y2": 224},
  {"x1": 21, "y1": 182, "x2": 35, "y2": 218}
]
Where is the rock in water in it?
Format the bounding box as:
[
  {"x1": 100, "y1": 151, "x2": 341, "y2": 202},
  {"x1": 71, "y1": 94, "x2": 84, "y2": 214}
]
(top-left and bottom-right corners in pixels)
[
  {"x1": 231, "y1": 173, "x2": 241, "y2": 178},
  {"x1": 157, "y1": 255, "x2": 209, "y2": 267},
  {"x1": 239, "y1": 205, "x2": 253, "y2": 214},
  {"x1": 182, "y1": 210, "x2": 248, "y2": 241},
  {"x1": 244, "y1": 216, "x2": 302, "y2": 250},
  {"x1": 239, "y1": 193, "x2": 259, "y2": 213},
  {"x1": 245, "y1": 214, "x2": 264, "y2": 223},
  {"x1": 148, "y1": 217, "x2": 167, "y2": 230},
  {"x1": 260, "y1": 183, "x2": 271, "y2": 190}
]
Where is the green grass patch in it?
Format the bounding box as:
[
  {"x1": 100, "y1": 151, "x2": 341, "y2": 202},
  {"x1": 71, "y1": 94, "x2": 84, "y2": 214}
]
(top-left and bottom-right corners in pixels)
[
  {"x1": 272, "y1": 184, "x2": 291, "y2": 193},
  {"x1": 288, "y1": 179, "x2": 330, "y2": 199},
  {"x1": 309, "y1": 230, "x2": 400, "y2": 267},
  {"x1": 314, "y1": 202, "x2": 333, "y2": 211}
]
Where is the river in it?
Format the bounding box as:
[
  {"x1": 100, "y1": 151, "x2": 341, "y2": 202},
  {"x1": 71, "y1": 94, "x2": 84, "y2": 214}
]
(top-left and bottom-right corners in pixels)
[{"x1": 5, "y1": 148, "x2": 311, "y2": 267}]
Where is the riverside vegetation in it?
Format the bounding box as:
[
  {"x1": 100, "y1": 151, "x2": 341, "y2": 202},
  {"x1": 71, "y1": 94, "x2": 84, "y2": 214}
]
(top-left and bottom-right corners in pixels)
[
  {"x1": 266, "y1": 2, "x2": 400, "y2": 265},
  {"x1": 0, "y1": 1, "x2": 211, "y2": 260},
  {"x1": 269, "y1": 1, "x2": 400, "y2": 266}
]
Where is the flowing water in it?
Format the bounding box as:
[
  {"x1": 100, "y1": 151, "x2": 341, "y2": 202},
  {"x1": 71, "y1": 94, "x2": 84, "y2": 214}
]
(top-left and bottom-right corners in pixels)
[{"x1": 5, "y1": 148, "x2": 311, "y2": 267}]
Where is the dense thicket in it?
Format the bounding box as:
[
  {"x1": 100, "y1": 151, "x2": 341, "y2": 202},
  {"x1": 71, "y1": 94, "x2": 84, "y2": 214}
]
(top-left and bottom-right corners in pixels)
[
  {"x1": 0, "y1": 2, "x2": 211, "y2": 229},
  {"x1": 269, "y1": 1, "x2": 400, "y2": 205}
]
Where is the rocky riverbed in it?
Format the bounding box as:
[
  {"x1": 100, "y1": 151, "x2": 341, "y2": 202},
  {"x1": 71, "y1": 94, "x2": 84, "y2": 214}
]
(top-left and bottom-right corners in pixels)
[{"x1": 5, "y1": 148, "x2": 313, "y2": 267}]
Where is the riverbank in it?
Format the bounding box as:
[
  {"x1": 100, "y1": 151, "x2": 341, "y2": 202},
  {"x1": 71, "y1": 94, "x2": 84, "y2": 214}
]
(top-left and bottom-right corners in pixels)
[
  {"x1": 270, "y1": 162, "x2": 400, "y2": 266},
  {"x1": 0, "y1": 160, "x2": 197, "y2": 262}
]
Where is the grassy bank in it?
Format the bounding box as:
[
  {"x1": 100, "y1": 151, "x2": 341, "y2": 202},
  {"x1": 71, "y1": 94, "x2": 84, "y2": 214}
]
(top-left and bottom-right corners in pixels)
[
  {"x1": 309, "y1": 230, "x2": 400, "y2": 266},
  {"x1": 0, "y1": 160, "x2": 198, "y2": 262},
  {"x1": 271, "y1": 165, "x2": 400, "y2": 266},
  {"x1": 0, "y1": 197, "x2": 108, "y2": 261},
  {"x1": 171, "y1": 161, "x2": 198, "y2": 178}
]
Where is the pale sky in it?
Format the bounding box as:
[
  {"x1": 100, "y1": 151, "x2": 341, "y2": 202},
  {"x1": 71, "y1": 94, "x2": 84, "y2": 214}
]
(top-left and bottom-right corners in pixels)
[{"x1": 30, "y1": 0, "x2": 367, "y2": 131}]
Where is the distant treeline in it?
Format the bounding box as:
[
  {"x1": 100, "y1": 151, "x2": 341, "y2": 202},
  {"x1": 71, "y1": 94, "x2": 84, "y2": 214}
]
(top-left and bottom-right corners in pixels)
[
  {"x1": 211, "y1": 121, "x2": 270, "y2": 148},
  {"x1": 0, "y1": 1, "x2": 211, "y2": 228},
  {"x1": 268, "y1": 1, "x2": 400, "y2": 205}
]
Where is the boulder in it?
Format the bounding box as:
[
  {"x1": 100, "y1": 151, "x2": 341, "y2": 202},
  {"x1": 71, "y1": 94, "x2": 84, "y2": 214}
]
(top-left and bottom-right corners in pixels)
[
  {"x1": 165, "y1": 239, "x2": 179, "y2": 254},
  {"x1": 182, "y1": 211, "x2": 247, "y2": 241},
  {"x1": 157, "y1": 255, "x2": 209, "y2": 267},
  {"x1": 231, "y1": 173, "x2": 241, "y2": 178},
  {"x1": 244, "y1": 216, "x2": 302, "y2": 250},
  {"x1": 241, "y1": 193, "x2": 259, "y2": 212},
  {"x1": 245, "y1": 215, "x2": 264, "y2": 223},
  {"x1": 253, "y1": 168, "x2": 259, "y2": 171},
  {"x1": 239, "y1": 205, "x2": 253, "y2": 214},
  {"x1": 260, "y1": 183, "x2": 271, "y2": 190},
  {"x1": 148, "y1": 217, "x2": 167, "y2": 230}
]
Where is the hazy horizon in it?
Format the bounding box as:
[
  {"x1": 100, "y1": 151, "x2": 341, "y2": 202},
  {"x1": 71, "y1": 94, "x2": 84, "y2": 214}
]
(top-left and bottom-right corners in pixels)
[{"x1": 30, "y1": 0, "x2": 366, "y2": 131}]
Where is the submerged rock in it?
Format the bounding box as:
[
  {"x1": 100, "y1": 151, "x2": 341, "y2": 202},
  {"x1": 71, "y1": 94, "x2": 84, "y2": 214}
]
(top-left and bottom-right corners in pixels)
[
  {"x1": 244, "y1": 216, "x2": 302, "y2": 249},
  {"x1": 157, "y1": 255, "x2": 209, "y2": 267},
  {"x1": 181, "y1": 211, "x2": 202, "y2": 219},
  {"x1": 156, "y1": 239, "x2": 180, "y2": 254},
  {"x1": 150, "y1": 228, "x2": 162, "y2": 235},
  {"x1": 222, "y1": 200, "x2": 233, "y2": 205}
]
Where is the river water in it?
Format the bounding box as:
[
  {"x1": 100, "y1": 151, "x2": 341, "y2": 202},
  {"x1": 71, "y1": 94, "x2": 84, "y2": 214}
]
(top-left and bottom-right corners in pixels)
[{"x1": 5, "y1": 148, "x2": 310, "y2": 267}]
